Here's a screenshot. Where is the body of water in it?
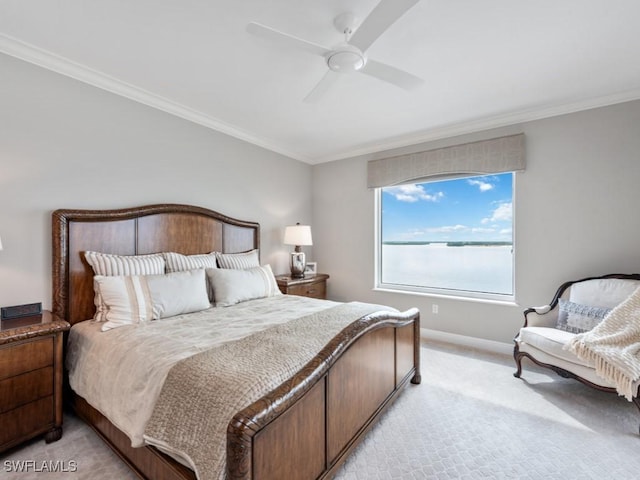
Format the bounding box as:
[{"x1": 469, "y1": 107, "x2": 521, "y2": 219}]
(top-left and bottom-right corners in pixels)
[{"x1": 381, "y1": 244, "x2": 513, "y2": 295}]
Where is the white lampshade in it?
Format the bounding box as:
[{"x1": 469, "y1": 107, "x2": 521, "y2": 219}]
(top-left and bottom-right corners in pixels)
[
  {"x1": 0, "y1": 236, "x2": 3, "y2": 251},
  {"x1": 284, "y1": 224, "x2": 313, "y2": 246}
]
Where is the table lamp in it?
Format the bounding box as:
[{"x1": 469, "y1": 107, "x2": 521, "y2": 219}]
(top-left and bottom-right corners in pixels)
[{"x1": 283, "y1": 223, "x2": 312, "y2": 278}]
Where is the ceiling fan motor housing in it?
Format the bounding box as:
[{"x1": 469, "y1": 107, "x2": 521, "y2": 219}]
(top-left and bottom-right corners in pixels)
[{"x1": 326, "y1": 44, "x2": 366, "y2": 73}]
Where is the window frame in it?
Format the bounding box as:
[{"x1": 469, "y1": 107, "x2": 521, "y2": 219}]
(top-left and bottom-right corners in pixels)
[{"x1": 374, "y1": 173, "x2": 517, "y2": 304}]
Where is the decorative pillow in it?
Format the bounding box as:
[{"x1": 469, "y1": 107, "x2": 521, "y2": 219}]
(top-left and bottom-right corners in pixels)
[
  {"x1": 145, "y1": 269, "x2": 210, "y2": 319},
  {"x1": 84, "y1": 251, "x2": 166, "y2": 322},
  {"x1": 556, "y1": 299, "x2": 611, "y2": 334},
  {"x1": 207, "y1": 264, "x2": 281, "y2": 307},
  {"x1": 163, "y1": 252, "x2": 218, "y2": 301},
  {"x1": 95, "y1": 269, "x2": 210, "y2": 331},
  {"x1": 85, "y1": 251, "x2": 165, "y2": 276},
  {"x1": 216, "y1": 249, "x2": 259, "y2": 270},
  {"x1": 163, "y1": 252, "x2": 218, "y2": 272}
]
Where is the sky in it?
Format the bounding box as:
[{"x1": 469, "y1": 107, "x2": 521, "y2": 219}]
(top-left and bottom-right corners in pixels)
[{"x1": 381, "y1": 173, "x2": 513, "y2": 243}]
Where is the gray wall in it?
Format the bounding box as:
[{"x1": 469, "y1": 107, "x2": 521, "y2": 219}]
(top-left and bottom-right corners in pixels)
[
  {"x1": 312, "y1": 100, "x2": 640, "y2": 343},
  {"x1": 0, "y1": 53, "x2": 312, "y2": 309},
  {"x1": 3, "y1": 50, "x2": 639, "y2": 345}
]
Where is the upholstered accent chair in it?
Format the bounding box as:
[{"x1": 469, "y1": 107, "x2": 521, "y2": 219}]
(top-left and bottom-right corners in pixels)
[{"x1": 513, "y1": 273, "x2": 640, "y2": 432}]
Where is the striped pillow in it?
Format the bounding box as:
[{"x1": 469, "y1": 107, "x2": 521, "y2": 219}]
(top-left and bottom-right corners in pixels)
[
  {"x1": 95, "y1": 269, "x2": 210, "y2": 331},
  {"x1": 85, "y1": 251, "x2": 165, "y2": 276},
  {"x1": 94, "y1": 275, "x2": 153, "y2": 330},
  {"x1": 84, "y1": 251, "x2": 166, "y2": 322},
  {"x1": 163, "y1": 252, "x2": 218, "y2": 272},
  {"x1": 163, "y1": 252, "x2": 218, "y2": 301},
  {"x1": 207, "y1": 264, "x2": 282, "y2": 307},
  {"x1": 216, "y1": 249, "x2": 259, "y2": 270}
]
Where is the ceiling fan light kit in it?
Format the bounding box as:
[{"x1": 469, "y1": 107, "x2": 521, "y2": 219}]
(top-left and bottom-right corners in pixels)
[
  {"x1": 247, "y1": 0, "x2": 423, "y2": 101},
  {"x1": 326, "y1": 45, "x2": 366, "y2": 73}
]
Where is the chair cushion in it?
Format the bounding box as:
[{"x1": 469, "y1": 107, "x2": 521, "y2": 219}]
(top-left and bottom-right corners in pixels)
[
  {"x1": 569, "y1": 278, "x2": 640, "y2": 309},
  {"x1": 518, "y1": 327, "x2": 595, "y2": 367}
]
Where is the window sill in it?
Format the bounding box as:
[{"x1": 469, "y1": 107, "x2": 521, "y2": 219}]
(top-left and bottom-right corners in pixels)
[{"x1": 373, "y1": 286, "x2": 518, "y2": 307}]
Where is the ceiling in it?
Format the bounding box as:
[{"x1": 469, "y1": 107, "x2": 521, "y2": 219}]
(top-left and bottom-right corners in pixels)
[{"x1": 1, "y1": 0, "x2": 639, "y2": 164}]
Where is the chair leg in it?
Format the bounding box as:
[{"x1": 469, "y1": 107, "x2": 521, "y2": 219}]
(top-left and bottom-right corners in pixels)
[{"x1": 513, "y1": 346, "x2": 523, "y2": 378}]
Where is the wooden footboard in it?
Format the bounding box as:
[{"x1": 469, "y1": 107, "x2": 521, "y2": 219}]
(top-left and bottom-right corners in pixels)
[{"x1": 227, "y1": 308, "x2": 420, "y2": 480}]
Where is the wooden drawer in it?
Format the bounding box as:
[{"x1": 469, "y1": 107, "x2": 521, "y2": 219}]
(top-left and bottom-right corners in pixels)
[
  {"x1": 0, "y1": 366, "x2": 54, "y2": 414},
  {"x1": 0, "y1": 337, "x2": 54, "y2": 380},
  {"x1": 0, "y1": 396, "x2": 54, "y2": 448},
  {"x1": 287, "y1": 281, "x2": 326, "y2": 299},
  {"x1": 0, "y1": 312, "x2": 69, "y2": 452}
]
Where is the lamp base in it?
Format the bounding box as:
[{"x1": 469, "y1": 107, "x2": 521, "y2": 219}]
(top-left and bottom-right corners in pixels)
[{"x1": 289, "y1": 251, "x2": 306, "y2": 279}]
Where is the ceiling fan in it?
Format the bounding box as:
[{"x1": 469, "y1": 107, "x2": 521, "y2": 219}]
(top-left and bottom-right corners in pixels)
[{"x1": 246, "y1": 0, "x2": 423, "y2": 103}]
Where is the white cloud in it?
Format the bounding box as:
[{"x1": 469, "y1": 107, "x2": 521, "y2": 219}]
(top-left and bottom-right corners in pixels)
[
  {"x1": 386, "y1": 184, "x2": 444, "y2": 203},
  {"x1": 467, "y1": 179, "x2": 494, "y2": 192},
  {"x1": 482, "y1": 202, "x2": 512, "y2": 223},
  {"x1": 492, "y1": 202, "x2": 512, "y2": 221},
  {"x1": 471, "y1": 227, "x2": 495, "y2": 234},
  {"x1": 428, "y1": 224, "x2": 468, "y2": 233}
]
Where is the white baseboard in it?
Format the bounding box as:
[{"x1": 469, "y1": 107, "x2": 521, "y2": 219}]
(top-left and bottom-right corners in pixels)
[{"x1": 421, "y1": 328, "x2": 513, "y2": 356}]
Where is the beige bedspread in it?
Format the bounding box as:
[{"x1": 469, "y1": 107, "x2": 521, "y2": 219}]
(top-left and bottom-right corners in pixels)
[
  {"x1": 66, "y1": 295, "x2": 341, "y2": 447},
  {"x1": 143, "y1": 301, "x2": 391, "y2": 480}
]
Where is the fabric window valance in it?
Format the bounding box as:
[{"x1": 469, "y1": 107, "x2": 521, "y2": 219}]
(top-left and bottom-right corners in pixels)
[{"x1": 367, "y1": 133, "x2": 525, "y2": 188}]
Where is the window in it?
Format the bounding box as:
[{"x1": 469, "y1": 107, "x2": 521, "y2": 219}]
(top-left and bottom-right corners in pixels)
[{"x1": 376, "y1": 172, "x2": 514, "y2": 301}]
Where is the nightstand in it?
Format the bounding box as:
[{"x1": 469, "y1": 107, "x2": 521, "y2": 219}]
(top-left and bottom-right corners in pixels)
[
  {"x1": 276, "y1": 274, "x2": 330, "y2": 300},
  {"x1": 0, "y1": 311, "x2": 70, "y2": 452}
]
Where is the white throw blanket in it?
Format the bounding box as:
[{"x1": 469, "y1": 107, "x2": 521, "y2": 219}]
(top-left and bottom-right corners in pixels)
[{"x1": 565, "y1": 286, "x2": 640, "y2": 400}]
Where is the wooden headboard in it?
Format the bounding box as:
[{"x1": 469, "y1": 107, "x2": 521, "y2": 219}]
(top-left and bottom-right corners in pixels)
[{"x1": 52, "y1": 204, "x2": 260, "y2": 325}]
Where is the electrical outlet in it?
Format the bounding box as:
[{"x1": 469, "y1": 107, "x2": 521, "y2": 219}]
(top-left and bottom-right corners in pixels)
[{"x1": 432, "y1": 304, "x2": 439, "y2": 314}]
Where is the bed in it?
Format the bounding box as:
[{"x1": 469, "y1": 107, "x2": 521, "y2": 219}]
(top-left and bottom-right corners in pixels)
[{"x1": 52, "y1": 203, "x2": 421, "y2": 480}]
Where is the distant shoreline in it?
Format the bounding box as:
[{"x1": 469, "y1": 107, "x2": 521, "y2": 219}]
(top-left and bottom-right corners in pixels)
[{"x1": 383, "y1": 241, "x2": 512, "y2": 247}]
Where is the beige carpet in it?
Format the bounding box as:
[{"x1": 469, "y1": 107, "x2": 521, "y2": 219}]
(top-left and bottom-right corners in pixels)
[{"x1": 3, "y1": 341, "x2": 640, "y2": 479}]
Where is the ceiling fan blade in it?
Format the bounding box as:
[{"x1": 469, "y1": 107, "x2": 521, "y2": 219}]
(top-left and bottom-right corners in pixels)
[
  {"x1": 360, "y1": 59, "x2": 423, "y2": 90},
  {"x1": 303, "y1": 70, "x2": 339, "y2": 103},
  {"x1": 246, "y1": 22, "x2": 330, "y2": 57},
  {"x1": 349, "y1": 0, "x2": 419, "y2": 52}
]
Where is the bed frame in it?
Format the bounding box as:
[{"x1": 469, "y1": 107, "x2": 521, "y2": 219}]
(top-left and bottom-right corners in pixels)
[{"x1": 52, "y1": 203, "x2": 421, "y2": 480}]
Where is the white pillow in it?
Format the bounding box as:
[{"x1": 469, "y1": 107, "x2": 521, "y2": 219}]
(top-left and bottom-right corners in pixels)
[
  {"x1": 146, "y1": 269, "x2": 210, "y2": 319},
  {"x1": 207, "y1": 264, "x2": 281, "y2": 307},
  {"x1": 163, "y1": 251, "x2": 218, "y2": 301},
  {"x1": 84, "y1": 251, "x2": 166, "y2": 322},
  {"x1": 216, "y1": 249, "x2": 259, "y2": 270},
  {"x1": 95, "y1": 269, "x2": 210, "y2": 331}
]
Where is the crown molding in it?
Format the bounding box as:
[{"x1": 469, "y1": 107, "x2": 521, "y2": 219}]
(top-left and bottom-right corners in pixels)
[
  {"x1": 312, "y1": 88, "x2": 640, "y2": 164},
  {"x1": 3, "y1": 34, "x2": 640, "y2": 166},
  {"x1": 0, "y1": 34, "x2": 311, "y2": 163}
]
